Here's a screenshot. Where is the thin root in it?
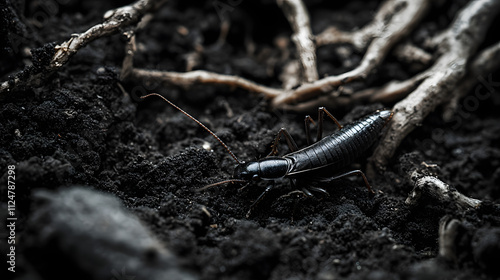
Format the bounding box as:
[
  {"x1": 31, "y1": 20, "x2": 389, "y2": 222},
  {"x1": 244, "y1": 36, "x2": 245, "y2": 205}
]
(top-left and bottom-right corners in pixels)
[
  {"x1": 368, "y1": 0, "x2": 500, "y2": 174},
  {"x1": 0, "y1": 0, "x2": 167, "y2": 96},
  {"x1": 278, "y1": 0, "x2": 318, "y2": 83},
  {"x1": 272, "y1": 0, "x2": 431, "y2": 107}
]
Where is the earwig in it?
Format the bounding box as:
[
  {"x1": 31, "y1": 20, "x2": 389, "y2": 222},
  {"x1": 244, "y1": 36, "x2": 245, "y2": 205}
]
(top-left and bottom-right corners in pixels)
[{"x1": 141, "y1": 93, "x2": 393, "y2": 217}]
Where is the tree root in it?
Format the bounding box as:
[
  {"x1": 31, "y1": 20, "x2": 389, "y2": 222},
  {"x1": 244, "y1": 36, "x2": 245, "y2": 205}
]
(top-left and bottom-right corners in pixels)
[
  {"x1": 402, "y1": 157, "x2": 482, "y2": 210},
  {"x1": 316, "y1": 0, "x2": 405, "y2": 50},
  {"x1": 122, "y1": 21, "x2": 284, "y2": 99},
  {"x1": 277, "y1": 0, "x2": 318, "y2": 83},
  {"x1": 0, "y1": 0, "x2": 167, "y2": 96},
  {"x1": 401, "y1": 155, "x2": 500, "y2": 266},
  {"x1": 392, "y1": 41, "x2": 432, "y2": 66},
  {"x1": 125, "y1": 0, "x2": 430, "y2": 108},
  {"x1": 368, "y1": 0, "x2": 500, "y2": 175},
  {"x1": 130, "y1": 68, "x2": 284, "y2": 98},
  {"x1": 316, "y1": 0, "x2": 432, "y2": 66},
  {"x1": 405, "y1": 175, "x2": 482, "y2": 209},
  {"x1": 272, "y1": 0, "x2": 431, "y2": 106}
]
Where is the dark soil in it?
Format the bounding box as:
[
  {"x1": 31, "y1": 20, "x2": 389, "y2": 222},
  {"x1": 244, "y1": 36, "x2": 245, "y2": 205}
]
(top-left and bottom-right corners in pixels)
[{"x1": 1, "y1": 0, "x2": 500, "y2": 279}]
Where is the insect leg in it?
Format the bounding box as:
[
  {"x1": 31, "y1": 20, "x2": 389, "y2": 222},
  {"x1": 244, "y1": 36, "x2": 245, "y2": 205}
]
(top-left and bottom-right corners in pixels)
[
  {"x1": 267, "y1": 127, "x2": 299, "y2": 156},
  {"x1": 246, "y1": 182, "x2": 275, "y2": 218},
  {"x1": 316, "y1": 107, "x2": 343, "y2": 141},
  {"x1": 321, "y1": 169, "x2": 374, "y2": 193},
  {"x1": 307, "y1": 186, "x2": 330, "y2": 197},
  {"x1": 280, "y1": 190, "x2": 308, "y2": 199},
  {"x1": 304, "y1": 115, "x2": 316, "y2": 145},
  {"x1": 301, "y1": 187, "x2": 314, "y2": 197}
]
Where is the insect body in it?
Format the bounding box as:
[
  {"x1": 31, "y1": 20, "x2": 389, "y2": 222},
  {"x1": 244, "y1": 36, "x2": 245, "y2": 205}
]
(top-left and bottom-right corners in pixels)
[
  {"x1": 141, "y1": 93, "x2": 393, "y2": 216},
  {"x1": 234, "y1": 110, "x2": 393, "y2": 182}
]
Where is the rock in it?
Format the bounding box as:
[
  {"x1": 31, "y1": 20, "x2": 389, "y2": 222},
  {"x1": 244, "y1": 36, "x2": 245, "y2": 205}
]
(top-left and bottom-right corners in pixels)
[{"x1": 23, "y1": 186, "x2": 197, "y2": 280}]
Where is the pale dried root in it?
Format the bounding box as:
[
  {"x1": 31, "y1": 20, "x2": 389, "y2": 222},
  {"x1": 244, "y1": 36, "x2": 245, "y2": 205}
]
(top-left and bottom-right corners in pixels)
[
  {"x1": 0, "y1": 0, "x2": 167, "y2": 96},
  {"x1": 130, "y1": 68, "x2": 285, "y2": 99},
  {"x1": 278, "y1": 0, "x2": 318, "y2": 83},
  {"x1": 317, "y1": 0, "x2": 432, "y2": 68},
  {"x1": 280, "y1": 70, "x2": 432, "y2": 112},
  {"x1": 405, "y1": 175, "x2": 482, "y2": 209},
  {"x1": 272, "y1": 0, "x2": 431, "y2": 107},
  {"x1": 368, "y1": 0, "x2": 500, "y2": 174},
  {"x1": 316, "y1": 0, "x2": 401, "y2": 49}
]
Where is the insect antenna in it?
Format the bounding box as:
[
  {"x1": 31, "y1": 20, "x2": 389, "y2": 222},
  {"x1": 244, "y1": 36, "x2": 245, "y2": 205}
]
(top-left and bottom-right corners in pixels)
[
  {"x1": 196, "y1": 179, "x2": 247, "y2": 192},
  {"x1": 140, "y1": 93, "x2": 242, "y2": 164}
]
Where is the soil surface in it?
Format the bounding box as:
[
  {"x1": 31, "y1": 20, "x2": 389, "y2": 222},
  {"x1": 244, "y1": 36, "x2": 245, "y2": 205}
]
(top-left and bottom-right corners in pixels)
[{"x1": 1, "y1": 0, "x2": 500, "y2": 279}]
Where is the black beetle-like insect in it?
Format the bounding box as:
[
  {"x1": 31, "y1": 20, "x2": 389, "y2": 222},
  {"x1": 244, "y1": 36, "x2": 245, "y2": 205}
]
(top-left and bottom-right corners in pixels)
[{"x1": 141, "y1": 93, "x2": 393, "y2": 216}]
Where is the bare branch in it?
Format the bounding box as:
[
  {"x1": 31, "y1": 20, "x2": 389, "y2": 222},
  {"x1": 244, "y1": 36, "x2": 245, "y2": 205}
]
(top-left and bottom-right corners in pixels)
[
  {"x1": 368, "y1": 0, "x2": 500, "y2": 173},
  {"x1": 0, "y1": 0, "x2": 167, "y2": 95},
  {"x1": 277, "y1": 0, "x2": 318, "y2": 83},
  {"x1": 275, "y1": 91, "x2": 344, "y2": 112},
  {"x1": 272, "y1": 0, "x2": 431, "y2": 107},
  {"x1": 130, "y1": 68, "x2": 285, "y2": 99}
]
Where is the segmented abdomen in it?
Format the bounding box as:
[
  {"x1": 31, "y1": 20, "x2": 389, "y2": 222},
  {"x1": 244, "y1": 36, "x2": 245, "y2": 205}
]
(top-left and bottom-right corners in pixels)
[{"x1": 284, "y1": 110, "x2": 391, "y2": 175}]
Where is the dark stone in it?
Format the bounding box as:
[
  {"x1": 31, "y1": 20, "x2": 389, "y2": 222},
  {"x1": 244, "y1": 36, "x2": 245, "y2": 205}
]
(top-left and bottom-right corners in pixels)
[{"x1": 23, "y1": 187, "x2": 197, "y2": 280}]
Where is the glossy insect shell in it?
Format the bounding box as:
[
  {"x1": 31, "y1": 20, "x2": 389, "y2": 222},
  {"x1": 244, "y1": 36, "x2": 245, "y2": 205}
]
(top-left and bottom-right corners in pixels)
[
  {"x1": 233, "y1": 157, "x2": 290, "y2": 180},
  {"x1": 233, "y1": 110, "x2": 392, "y2": 181}
]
